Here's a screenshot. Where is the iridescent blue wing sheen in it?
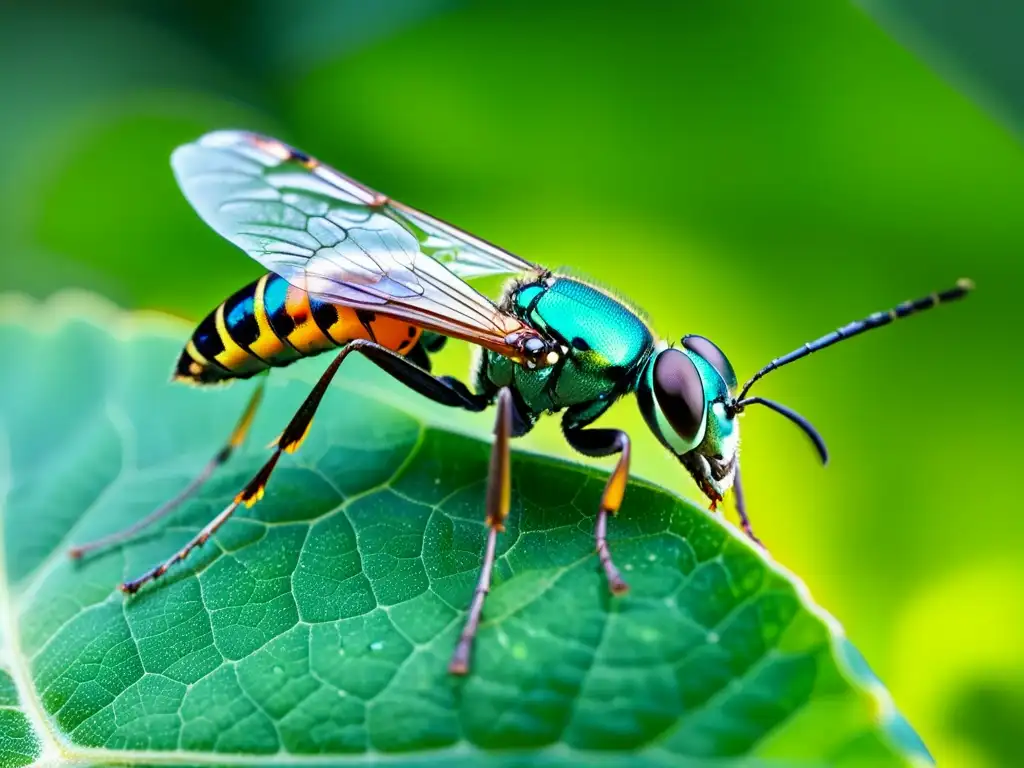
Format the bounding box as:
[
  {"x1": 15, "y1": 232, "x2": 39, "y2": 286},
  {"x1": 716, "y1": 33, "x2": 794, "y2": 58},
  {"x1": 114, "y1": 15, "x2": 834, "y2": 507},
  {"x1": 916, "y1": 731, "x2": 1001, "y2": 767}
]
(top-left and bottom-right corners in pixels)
[{"x1": 171, "y1": 130, "x2": 542, "y2": 355}]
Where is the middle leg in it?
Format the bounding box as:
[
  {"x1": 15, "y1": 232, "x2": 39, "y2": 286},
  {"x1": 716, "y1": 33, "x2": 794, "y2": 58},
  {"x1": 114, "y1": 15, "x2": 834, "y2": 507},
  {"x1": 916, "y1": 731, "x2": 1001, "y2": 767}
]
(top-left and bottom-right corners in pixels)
[
  {"x1": 449, "y1": 387, "x2": 514, "y2": 676},
  {"x1": 562, "y1": 425, "x2": 631, "y2": 595}
]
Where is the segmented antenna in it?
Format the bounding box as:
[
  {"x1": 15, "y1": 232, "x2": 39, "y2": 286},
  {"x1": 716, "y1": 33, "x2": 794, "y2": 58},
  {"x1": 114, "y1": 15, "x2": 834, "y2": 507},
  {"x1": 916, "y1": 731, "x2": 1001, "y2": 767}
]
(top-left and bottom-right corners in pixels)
[{"x1": 736, "y1": 279, "x2": 973, "y2": 402}]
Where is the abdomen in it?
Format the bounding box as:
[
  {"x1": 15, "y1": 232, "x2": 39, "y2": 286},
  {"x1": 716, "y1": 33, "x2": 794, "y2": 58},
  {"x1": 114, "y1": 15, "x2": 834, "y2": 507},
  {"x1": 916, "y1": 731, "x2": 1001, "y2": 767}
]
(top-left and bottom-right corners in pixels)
[{"x1": 175, "y1": 273, "x2": 422, "y2": 385}]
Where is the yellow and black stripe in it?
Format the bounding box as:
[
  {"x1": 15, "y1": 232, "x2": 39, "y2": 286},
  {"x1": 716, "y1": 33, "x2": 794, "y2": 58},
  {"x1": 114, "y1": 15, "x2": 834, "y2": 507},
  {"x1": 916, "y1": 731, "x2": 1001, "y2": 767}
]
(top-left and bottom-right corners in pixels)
[{"x1": 175, "y1": 273, "x2": 423, "y2": 385}]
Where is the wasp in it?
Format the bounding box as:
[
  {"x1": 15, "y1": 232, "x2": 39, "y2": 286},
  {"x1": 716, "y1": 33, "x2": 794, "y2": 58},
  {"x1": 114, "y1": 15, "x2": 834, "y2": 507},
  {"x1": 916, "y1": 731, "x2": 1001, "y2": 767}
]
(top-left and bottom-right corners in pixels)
[{"x1": 70, "y1": 131, "x2": 972, "y2": 675}]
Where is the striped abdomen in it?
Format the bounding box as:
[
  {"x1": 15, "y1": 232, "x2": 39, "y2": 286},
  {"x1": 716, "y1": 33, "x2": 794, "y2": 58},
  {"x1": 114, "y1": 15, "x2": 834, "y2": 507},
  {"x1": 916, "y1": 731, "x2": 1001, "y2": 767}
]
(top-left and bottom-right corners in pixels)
[{"x1": 175, "y1": 273, "x2": 422, "y2": 385}]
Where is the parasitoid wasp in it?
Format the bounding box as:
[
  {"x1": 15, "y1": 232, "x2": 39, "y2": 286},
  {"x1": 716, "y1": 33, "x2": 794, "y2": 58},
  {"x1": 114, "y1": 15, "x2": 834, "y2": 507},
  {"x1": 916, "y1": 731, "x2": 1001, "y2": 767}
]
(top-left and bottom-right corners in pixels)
[{"x1": 70, "y1": 131, "x2": 973, "y2": 675}]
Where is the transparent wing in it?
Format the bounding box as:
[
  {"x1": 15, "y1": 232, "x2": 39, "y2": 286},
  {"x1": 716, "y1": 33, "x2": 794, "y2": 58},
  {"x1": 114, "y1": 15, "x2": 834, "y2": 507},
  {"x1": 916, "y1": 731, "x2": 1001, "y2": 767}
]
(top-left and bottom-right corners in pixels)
[
  {"x1": 388, "y1": 200, "x2": 536, "y2": 280},
  {"x1": 171, "y1": 130, "x2": 544, "y2": 356}
]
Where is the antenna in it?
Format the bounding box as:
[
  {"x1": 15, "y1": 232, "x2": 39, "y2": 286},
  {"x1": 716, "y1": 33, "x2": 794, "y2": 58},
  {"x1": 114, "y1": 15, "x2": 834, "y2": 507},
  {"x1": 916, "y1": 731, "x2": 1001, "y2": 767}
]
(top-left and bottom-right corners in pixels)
[
  {"x1": 731, "y1": 396, "x2": 828, "y2": 464},
  {"x1": 736, "y1": 279, "x2": 973, "y2": 402}
]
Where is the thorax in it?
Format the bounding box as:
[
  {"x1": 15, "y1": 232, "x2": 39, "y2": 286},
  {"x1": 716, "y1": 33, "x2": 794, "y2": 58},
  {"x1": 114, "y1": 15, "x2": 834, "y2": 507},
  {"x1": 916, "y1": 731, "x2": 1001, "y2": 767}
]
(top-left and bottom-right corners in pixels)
[{"x1": 476, "y1": 275, "x2": 655, "y2": 420}]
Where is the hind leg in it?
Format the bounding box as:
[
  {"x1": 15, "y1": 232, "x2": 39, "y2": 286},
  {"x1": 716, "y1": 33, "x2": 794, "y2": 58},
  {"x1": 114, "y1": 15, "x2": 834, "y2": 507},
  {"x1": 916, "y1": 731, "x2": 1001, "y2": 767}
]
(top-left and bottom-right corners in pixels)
[
  {"x1": 119, "y1": 340, "x2": 491, "y2": 594},
  {"x1": 69, "y1": 378, "x2": 267, "y2": 560}
]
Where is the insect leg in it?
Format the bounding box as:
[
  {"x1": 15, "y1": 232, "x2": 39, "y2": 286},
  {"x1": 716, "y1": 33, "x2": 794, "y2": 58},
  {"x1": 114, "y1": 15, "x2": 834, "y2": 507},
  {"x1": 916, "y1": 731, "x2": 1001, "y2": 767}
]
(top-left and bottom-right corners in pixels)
[
  {"x1": 731, "y1": 463, "x2": 764, "y2": 547},
  {"x1": 119, "y1": 347, "x2": 355, "y2": 594},
  {"x1": 69, "y1": 378, "x2": 267, "y2": 560},
  {"x1": 120, "y1": 340, "x2": 491, "y2": 594},
  {"x1": 349, "y1": 342, "x2": 488, "y2": 411},
  {"x1": 449, "y1": 387, "x2": 513, "y2": 676},
  {"x1": 562, "y1": 426, "x2": 631, "y2": 595}
]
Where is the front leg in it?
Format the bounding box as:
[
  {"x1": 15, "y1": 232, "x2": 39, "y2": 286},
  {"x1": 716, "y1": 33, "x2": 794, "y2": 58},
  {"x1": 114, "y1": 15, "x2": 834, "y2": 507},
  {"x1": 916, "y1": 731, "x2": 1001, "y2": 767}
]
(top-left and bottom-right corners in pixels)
[
  {"x1": 562, "y1": 422, "x2": 631, "y2": 595},
  {"x1": 731, "y1": 462, "x2": 764, "y2": 547}
]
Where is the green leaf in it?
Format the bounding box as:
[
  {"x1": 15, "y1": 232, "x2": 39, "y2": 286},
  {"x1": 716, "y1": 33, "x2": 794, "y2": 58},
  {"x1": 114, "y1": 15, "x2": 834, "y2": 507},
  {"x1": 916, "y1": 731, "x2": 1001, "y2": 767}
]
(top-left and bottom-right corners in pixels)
[{"x1": 0, "y1": 293, "x2": 927, "y2": 767}]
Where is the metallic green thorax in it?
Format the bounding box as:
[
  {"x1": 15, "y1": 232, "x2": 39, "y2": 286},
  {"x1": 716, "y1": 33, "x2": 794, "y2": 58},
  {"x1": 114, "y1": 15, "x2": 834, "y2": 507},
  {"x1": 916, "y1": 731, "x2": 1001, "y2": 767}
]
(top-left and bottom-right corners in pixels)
[{"x1": 476, "y1": 275, "x2": 655, "y2": 432}]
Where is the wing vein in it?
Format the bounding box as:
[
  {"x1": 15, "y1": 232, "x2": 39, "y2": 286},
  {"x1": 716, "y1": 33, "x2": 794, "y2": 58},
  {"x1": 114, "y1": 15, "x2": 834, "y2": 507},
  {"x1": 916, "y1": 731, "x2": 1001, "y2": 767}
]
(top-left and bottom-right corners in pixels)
[{"x1": 171, "y1": 130, "x2": 543, "y2": 359}]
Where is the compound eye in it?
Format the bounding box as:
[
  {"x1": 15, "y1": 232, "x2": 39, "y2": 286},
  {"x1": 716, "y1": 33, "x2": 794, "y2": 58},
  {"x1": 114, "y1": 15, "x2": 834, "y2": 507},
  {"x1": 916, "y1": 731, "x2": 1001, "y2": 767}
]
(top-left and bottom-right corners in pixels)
[
  {"x1": 682, "y1": 335, "x2": 737, "y2": 389},
  {"x1": 653, "y1": 349, "x2": 705, "y2": 444}
]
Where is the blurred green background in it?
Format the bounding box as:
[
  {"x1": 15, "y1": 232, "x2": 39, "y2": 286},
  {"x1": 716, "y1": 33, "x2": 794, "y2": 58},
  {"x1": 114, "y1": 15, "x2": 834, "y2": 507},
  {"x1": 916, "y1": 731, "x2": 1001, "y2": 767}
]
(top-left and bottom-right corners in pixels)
[{"x1": 1, "y1": 1, "x2": 1020, "y2": 765}]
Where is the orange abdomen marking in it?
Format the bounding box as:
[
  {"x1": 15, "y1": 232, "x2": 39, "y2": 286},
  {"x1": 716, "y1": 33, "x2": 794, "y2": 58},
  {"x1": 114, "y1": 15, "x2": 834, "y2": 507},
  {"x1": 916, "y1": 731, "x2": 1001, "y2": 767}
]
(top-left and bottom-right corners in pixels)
[{"x1": 175, "y1": 273, "x2": 423, "y2": 385}]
